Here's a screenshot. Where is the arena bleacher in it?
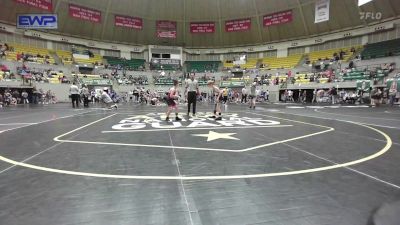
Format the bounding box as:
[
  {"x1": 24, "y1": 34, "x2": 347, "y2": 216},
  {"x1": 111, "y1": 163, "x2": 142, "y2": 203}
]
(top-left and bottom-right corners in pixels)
[
  {"x1": 5, "y1": 43, "x2": 55, "y2": 64},
  {"x1": 56, "y1": 50, "x2": 73, "y2": 65},
  {"x1": 261, "y1": 54, "x2": 303, "y2": 70},
  {"x1": 308, "y1": 46, "x2": 361, "y2": 63},
  {"x1": 361, "y1": 38, "x2": 400, "y2": 59},
  {"x1": 185, "y1": 61, "x2": 220, "y2": 73},
  {"x1": 104, "y1": 56, "x2": 145, "y2": 71}
]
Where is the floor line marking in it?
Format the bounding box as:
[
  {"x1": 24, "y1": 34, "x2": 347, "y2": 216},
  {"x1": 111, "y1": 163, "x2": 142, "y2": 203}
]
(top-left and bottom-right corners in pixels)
[
  {"x1": 55, "y1": 111, "x2": 333, "y2": 152},
  {"x1": 315, "y1": 108, "x2": 400, "y2": 122},
  {"x1": 168, "y1": 131, "x2": 194, "y2": 225},
  {"x1": 262, "y1": 108, "x2": 400, "y2": 130},
  {"x1": 0, "y1": 109, "x2": 98, "y2": 134},
  {"x1": 101, "y1": 125, "x2": 293, "y2": 133},
  {"x1": 0, "y1": 135, "x2": 80, "y2": 175},
  {"x1": 248, "y1": 112, "x2": 333, "y2": 130},
  {"x1": 0, "y1": 142, "x2": 63, "y2": 174},
  {"x1": 281, "y1": 142, "x2": 400, "y2": 190},
  {"x1": 333, "y1": 130, "x2": 400, "y2": 146},
  {"x1": 56, "y1": 128, "x2": 331, "y2": 152},
  {"x1": 0, "y1": 123, "x2": 37, "y2": 125},
  {"x1": 53, "y1": 114, "x2": 117, "y2": 141},
  {"x1": 0, "y1": 120, "x2": 391, "y2": 180}
]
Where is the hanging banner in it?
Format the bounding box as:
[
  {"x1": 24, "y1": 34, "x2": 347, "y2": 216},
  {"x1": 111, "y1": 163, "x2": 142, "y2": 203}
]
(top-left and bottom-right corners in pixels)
[
  {"x1": 115, "y1": 15, "x2": 142, "y2": 29},
  {"x1": 356, "y1": 80, "x2": 371, "y2": 92},
  {"x1": 225, "y1": 18, "x2": 251, "y2": 32},
  {"x1": 387, "y1": 78, "x2": 400, "y2": 92},
  {"x1": 263, "y1": 10, "x2": 293, "y2": 27},
  {"x1": 156, "y1": 20, "x2": 177, "y2": 38},
  {"x1": 190, "y1": 22, "x2": 215, "y2": 33},
  {"x1": 14, "y1": 0, "x2": 53, "y2": 11},
  {"x1": 69, "y1": 4, "x2": 101, "y2": 23},
  {"x1": 315, "y1": 0, "x2": 330, "y2": 23}
]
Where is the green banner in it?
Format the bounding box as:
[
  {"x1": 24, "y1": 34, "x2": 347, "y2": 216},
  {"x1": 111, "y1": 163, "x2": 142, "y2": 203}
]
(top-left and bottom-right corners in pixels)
[
  {"x1": 80, "y1": 78, "x2": 112, "y2": 86},
  {"x1": 356, "y1": 80, "x2": 371, "y2": 92},
  {"x1": 386, "y1": 78, "x2": 400, "y2": 92}
]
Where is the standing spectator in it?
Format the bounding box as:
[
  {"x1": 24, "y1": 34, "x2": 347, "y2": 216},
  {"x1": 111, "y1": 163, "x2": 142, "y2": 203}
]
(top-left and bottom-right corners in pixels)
[
  {"x1": 312, "y1": 89, "x2": 317, "y2": 104},
  {"x1": 12, "y1": 90, "x2": 20, "y2": 104},
  {"x1": 329, "y1": 87, "x2": 338, "y2": 104},
  {"x1": 301, "y1": 90, "x2": 307, "y2": 103},
  {"x1": 249, "y1": 81, "x2": 257, "y2": 109},
  {"x1": 0, "y1": 93, "x2": 3, "y2": 108},
  {"x1": 69, "y1": 82, "x2": 80, "y2": 108},
  {"x1": 222, "y1": 87, "x2": 228, "y2": 104},
  {"x1": 81, "y1": 84, "x2": 90, "y2": 108},
  {"x1": 90, "y1": 89, "x2": 96, "y2": 103},
  {"x1": 388, "y1": 82, "x2": 397, "y2": 107},
  {"x1": 241, "y1": 86, "x2": 247, "y2": 103},
  {"x1": 21, "y1": 90, "x2": 29, "y2": 104},
  {"x1": 287, "y1": 90, "x2": 294, "y2": 102},
  {"x1": 370, "y1": 87, "x2": 382, "y2": 107}
]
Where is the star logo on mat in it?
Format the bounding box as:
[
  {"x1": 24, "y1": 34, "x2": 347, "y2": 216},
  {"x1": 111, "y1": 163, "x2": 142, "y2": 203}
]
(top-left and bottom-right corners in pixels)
[{"x1": 192, "y1": 131, "x2": 240, "y2": 142}]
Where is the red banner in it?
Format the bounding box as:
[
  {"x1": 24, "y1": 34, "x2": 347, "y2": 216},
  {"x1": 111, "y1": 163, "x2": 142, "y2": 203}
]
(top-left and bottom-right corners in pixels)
[
  {"x1": 69, "y1": 4, "x2": 101, "y2": 23},
  {"x1": 190, "y1": 22, "x2": 215, "y2": 34},
  {"x1": 14, "y1": 0, "x2": 53, "y2": 11},
  {"x1": 263, "y1": 10, "x2": 293, "y2": 27},
  {"x1": 115, "y1": 15, "x2": 142, "y2": 29},
  {"x1": 156, "y1": 21, "x2": 177, "y2": 39},
  {"x1": 225, "y1": 18, "x2": 251, "y2": 32}
]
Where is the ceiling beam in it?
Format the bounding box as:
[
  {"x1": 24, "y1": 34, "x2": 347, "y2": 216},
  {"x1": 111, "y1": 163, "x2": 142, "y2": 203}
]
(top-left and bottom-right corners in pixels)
[
  {"x1": 217, "y1": 0, "x2": 223, "y2": 47},
  {"x1": 100, "y1": 0, "x2": 112, "y2": 40},
  {"x1": 252, "y1": 0, "x2": 264, "y2": 43},
  {"x1": 297, "y1": 0, "x2": 310, "y2": 36},
  {"x1": 182, "y1": 0, "x2": 186, "y2": 46}
]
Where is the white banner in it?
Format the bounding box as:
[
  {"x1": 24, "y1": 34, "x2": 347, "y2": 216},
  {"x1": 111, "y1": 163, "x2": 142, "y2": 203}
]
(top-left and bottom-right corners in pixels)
[{"x1": 315, "y1": 0, "x2": 330, "y2": 23}]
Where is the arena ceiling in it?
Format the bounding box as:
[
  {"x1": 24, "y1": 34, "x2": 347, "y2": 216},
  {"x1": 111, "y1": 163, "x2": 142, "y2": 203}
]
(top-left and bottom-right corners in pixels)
[{"x1": 1, "y1": 0, "x2": 400, "y2": 48}]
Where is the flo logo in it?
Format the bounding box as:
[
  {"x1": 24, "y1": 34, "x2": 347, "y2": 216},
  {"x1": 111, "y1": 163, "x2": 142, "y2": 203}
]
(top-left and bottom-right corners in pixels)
[{"x1": 359, "y1": 12, "x2": 382, "y2": 20}]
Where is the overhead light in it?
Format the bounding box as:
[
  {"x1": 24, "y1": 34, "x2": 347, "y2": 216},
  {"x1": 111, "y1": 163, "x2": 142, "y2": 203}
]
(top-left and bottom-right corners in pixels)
[{"x1": 358, "y1": 0, "x2": 373, "y2": 6}]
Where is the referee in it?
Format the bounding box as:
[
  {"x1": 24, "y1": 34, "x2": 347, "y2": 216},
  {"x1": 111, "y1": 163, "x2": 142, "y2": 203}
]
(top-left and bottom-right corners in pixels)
[{"x1": 185, "y1": 73, "x2": 199, "y2": 117}]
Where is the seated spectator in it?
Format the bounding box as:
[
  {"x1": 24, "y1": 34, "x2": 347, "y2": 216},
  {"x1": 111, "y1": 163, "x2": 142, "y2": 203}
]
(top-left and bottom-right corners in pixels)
[{"x1": 0, "y1": 93, "x2": 3, "y2": 108}]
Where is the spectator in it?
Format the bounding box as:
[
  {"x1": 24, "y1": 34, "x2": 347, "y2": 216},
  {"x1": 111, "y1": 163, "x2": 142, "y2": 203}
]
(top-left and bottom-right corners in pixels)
[
  {"x1": 81, "y1": 84, "x2": 90, "y2": 108},
  {"x1": 21, "y1": 90, "x2": 29, "y2": 104},
  {"x1": 370, "y1": 87, "x2": 382, "y2": 107}
]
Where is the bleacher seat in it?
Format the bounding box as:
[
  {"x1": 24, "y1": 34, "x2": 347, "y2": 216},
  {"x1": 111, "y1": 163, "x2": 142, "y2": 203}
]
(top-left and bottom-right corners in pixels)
[
  {"x1": 5, "y1": 43, "x2": 55, "y2": 64},
  {"x1": 239, "y1": 58, "x2": 258, "y2": 70},
  {"x1": 185, "y1": 61, "x2": 220, "y2": 73},
  {"x1": 56, "y1": 50, "x2": 73, "y2": 65},
  {"x1": 261, "y1": 54, "x2": 302, "y2": 69},
  {"x1": 74, "y1": 54, "x2": 103, "y2": 65},
  {"x1": 294, "y1": 74, "x2": 312, "y2": 84},
  {"x1": 308, "y1": 46, "x2": 360, "y2": 63},
  {"x1": 223, "y1": 61, "x2": 234, "y2": 69},
  {"x1": 361, "y1": 39, "x2": 400, "y2": 59},
  {"x1": 104, "y1": 56, "x2": 145, "y2": 70}
]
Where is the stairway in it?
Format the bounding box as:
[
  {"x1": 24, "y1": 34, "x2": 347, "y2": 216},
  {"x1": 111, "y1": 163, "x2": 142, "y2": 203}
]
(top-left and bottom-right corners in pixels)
[{"x1": 49, "y1": 51, "x2": 63, "y2": 65}]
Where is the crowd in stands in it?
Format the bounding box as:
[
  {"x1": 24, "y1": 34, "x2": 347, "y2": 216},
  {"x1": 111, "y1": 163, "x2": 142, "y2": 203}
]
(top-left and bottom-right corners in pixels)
[
  {"x1": 0, "y1": 87, "x2": 56, "y2": 108},
  {"x1": 0, "y1": 43, "x2": 10, "y2": 59},
  {"x1": 116, "y1": 75, "x2": 149, "y2": 85},
  {"x1": 104, "y1": 57, "x2": 145, "y2": 71},
  {"x1": 18, "y1": 64, "x2": 70, "y2": 84}
]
